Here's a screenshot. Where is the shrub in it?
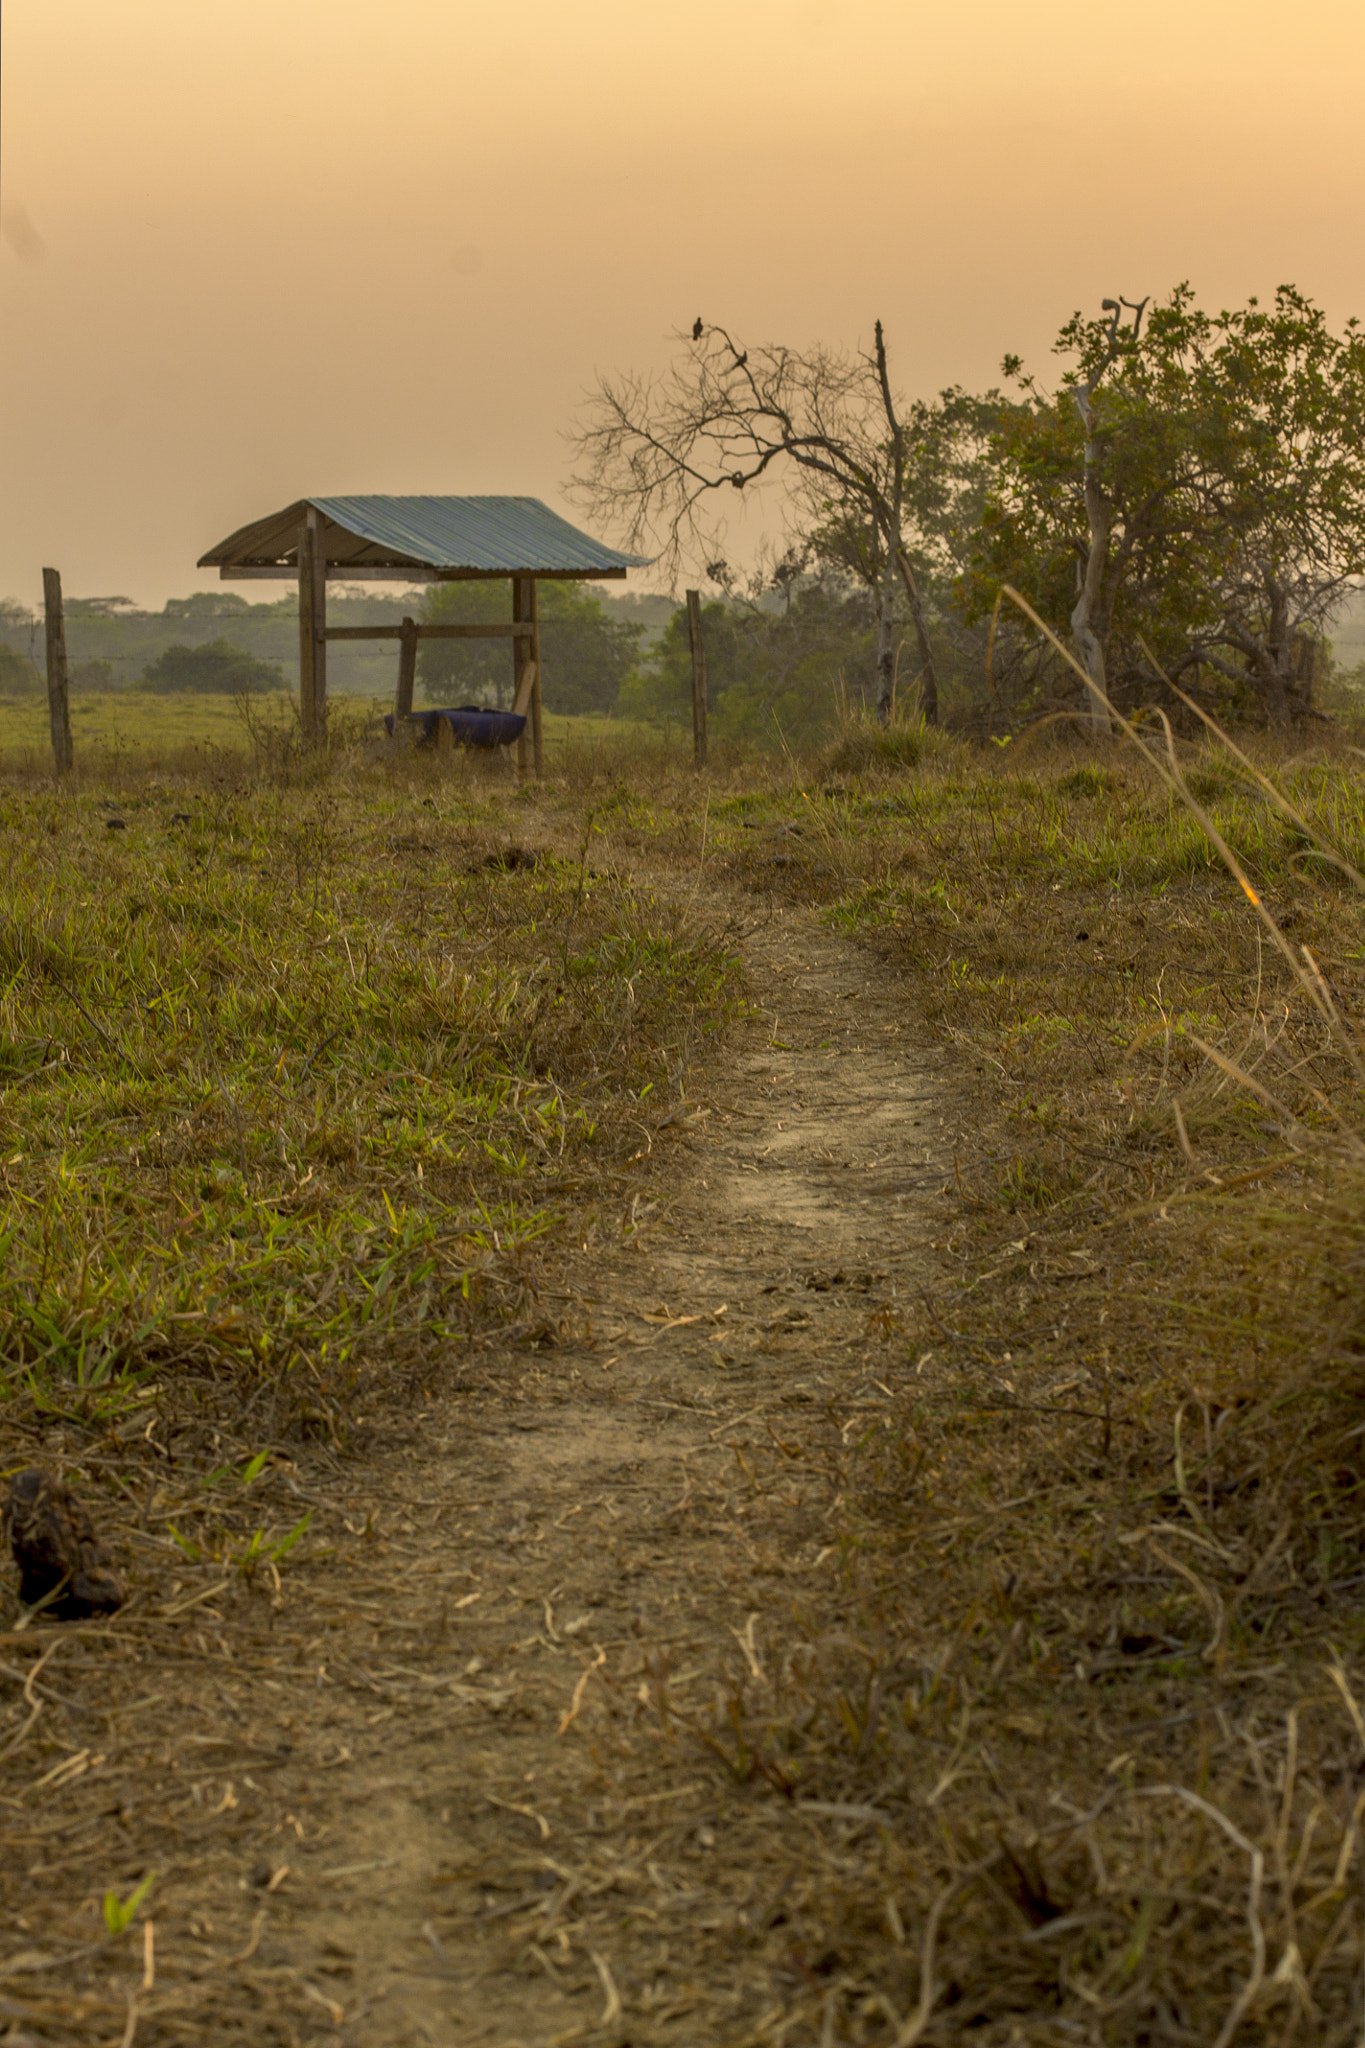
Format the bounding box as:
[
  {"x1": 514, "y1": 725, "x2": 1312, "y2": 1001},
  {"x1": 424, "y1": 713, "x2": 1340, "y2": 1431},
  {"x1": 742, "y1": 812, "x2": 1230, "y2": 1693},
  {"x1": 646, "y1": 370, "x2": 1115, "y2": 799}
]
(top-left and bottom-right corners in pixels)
[
  {"x1": 826, "y1": 715, "x2": 949, "y2": 774},
  {"x1": 141, "y1": 638, "x2": 286, "y2": 695}
]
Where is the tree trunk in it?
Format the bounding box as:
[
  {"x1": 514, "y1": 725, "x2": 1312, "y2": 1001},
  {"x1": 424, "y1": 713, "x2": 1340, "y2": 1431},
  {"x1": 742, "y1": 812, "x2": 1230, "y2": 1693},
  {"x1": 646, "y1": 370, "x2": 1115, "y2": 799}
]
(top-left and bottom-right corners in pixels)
[
  {"x1": 894, "y1": 548, "x2": 940, "y2": 725},
  {"x1": 874, "y1": 564, "x2": 896, "y2": 722},
  {"x1": 1072, "y1": 393, "x2": 1114, "y2": 731},
  {"x1": 1289, "y1": 632, "x2": 1317, "y2": 719},
  {"x1": 1263, "y1": 574, "x2": 1296, "y2": 722}
]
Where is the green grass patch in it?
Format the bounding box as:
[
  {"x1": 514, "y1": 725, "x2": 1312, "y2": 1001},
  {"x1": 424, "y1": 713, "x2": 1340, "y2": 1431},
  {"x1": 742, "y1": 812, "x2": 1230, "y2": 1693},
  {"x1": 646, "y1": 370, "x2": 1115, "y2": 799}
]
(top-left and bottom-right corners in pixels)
[{"x1": 0, "y1": 775, "x2": 742, "y2": 1443}]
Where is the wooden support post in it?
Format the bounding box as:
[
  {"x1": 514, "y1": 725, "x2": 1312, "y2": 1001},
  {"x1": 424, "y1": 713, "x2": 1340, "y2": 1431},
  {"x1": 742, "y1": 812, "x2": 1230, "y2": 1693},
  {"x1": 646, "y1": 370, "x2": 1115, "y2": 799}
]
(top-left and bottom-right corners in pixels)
[
  {"x1": 297, "y1": 510, "x2": 328, "y2": 742},
  {"x1": 529, "y1": 577, "x2": 543, "y2": 779},
  {"x1": 297, "y1": 521, "x2": 317, "y2": 737},
  {"x1": 512, "y1": 574, "x2": 541, "y2": 781},
  {"x1": 395, "y1": 617, "x2": 418, "y2": 719},
  {"x1": 309, "y1": 506, "x2": 327, "y2": 739},
  {"x1": 685, "y1": 589, "x2": 707, "y2": 767},
  {"x1": 42, "y1": 568, "x2": 73, "y2": 776}
]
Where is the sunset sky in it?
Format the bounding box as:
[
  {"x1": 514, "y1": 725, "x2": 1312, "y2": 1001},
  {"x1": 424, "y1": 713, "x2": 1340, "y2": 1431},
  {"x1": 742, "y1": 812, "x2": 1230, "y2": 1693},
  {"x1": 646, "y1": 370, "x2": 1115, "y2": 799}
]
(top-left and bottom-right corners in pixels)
[{"x1": 2, "y1": 0, "x2": 1363, "y2": 608}]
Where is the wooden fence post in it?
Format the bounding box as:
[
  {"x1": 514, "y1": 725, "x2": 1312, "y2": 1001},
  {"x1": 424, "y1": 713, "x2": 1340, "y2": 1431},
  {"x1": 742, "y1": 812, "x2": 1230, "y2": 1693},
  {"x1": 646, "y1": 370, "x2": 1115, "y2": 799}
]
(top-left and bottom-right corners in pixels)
[
  {"x1": 685, "y1": 589, "x2": 707, "y2": 767},
  {"x1": 42, "y1": 568, "x2": 73, "y2": 775},
  {"x1": 512, "y1": 575, "x2": 539, "y2": 782},
  {"x1": 395, "y1": 617, "x2": 418, "y2": 720},
  {"x1": 528, "y1": 577, "x2": 543, "y2": 780}
]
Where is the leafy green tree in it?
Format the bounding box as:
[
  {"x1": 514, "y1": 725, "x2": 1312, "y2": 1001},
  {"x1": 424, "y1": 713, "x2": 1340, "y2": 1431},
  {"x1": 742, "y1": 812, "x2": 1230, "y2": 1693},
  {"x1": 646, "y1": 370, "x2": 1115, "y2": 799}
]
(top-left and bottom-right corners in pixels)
[
  {"x1": 417, "y1": 580, "x2": 643, "y2": 714},
  {"x1": 141, "y1": 639, "x2": 286, "y2": 694},
  {"x1": 968, "y1": 285, "x2": 1365, "y2": 722}
]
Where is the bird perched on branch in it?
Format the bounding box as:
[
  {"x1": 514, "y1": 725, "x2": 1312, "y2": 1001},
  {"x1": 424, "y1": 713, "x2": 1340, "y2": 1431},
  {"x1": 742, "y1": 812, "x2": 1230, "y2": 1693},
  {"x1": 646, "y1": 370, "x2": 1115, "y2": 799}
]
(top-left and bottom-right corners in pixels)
[{"x1": 692, "y1": 316, "x2": 704, "y2": 341}]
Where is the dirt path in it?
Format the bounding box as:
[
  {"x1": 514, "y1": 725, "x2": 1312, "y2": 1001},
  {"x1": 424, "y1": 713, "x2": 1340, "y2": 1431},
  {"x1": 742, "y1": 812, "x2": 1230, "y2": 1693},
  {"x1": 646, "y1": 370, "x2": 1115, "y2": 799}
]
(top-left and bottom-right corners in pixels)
[{"x1": 7, "y1": 903, "x2": 964, "y2": 2047}]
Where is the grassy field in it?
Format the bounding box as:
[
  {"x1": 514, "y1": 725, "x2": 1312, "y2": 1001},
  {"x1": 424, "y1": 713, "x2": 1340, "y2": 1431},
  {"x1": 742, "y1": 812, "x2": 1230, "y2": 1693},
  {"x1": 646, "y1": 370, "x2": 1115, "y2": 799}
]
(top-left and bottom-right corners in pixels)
[
  {"x1": 0, "y1": 689, "x2": 663, "y2": 771},
  {"x1": 0, "y1": 753, "x2": 740, "y2": 1446},
  {"x1": 2, "y1": 712, "x2": 1364, "y2": 2042}
]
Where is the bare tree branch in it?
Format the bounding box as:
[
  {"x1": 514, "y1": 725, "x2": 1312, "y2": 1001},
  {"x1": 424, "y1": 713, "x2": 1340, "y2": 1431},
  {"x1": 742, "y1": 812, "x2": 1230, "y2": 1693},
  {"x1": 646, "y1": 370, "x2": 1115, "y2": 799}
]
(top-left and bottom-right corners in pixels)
[{"x1": 568, "y1": 321, "x2": 951, "y2": 720}]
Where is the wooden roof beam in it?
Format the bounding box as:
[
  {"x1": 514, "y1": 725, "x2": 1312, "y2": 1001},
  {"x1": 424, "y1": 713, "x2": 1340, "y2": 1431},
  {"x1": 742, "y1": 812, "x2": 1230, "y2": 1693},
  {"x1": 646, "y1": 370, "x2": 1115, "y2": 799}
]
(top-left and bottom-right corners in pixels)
[{"x1": 216, "y1": 564, "x2": 629, "y2": 581}]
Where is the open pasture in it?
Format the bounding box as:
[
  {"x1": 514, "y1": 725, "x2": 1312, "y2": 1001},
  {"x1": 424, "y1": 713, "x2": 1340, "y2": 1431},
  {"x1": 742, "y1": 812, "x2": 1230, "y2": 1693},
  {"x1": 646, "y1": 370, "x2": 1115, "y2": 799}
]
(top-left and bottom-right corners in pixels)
[
  {"x1": 1, "y1": 722, "x2": 1363, "y2": 2045},
  {"x1": 0, "y1": 691, "x2": 660, "y2": 773}
]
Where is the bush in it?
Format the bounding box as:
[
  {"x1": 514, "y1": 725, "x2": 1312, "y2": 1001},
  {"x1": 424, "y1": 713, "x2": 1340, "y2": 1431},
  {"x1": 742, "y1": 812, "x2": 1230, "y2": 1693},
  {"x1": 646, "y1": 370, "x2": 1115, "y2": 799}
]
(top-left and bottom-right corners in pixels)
[
  {"x1": 141, "y1": 639, "x2": 286, "y2": 695},
  {"x1": 827, "y1": 714, "x2": 942, "y2": 774}
]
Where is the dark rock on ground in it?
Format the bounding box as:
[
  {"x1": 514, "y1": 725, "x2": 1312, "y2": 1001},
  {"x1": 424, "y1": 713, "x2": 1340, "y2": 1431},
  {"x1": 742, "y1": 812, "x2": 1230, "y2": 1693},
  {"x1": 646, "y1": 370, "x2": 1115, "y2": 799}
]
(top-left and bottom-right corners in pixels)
[{"x1": 3, "y1": 1469, "x2": 126, "y2": 1619}]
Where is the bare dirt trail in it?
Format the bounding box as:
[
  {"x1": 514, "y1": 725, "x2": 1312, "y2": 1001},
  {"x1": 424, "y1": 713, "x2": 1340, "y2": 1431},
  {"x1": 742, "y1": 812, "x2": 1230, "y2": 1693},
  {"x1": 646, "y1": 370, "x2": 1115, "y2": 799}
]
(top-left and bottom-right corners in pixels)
[{"x1": 7, "y1": 902, "x2": 965, "y2": 2048}]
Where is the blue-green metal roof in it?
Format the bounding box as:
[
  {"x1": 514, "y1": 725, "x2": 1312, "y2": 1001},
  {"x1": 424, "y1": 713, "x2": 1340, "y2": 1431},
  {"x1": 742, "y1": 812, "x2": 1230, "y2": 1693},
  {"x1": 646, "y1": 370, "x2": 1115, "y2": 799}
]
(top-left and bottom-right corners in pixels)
[{"x1": 198, "y1": 495, "x2": 648, "y2": 579}]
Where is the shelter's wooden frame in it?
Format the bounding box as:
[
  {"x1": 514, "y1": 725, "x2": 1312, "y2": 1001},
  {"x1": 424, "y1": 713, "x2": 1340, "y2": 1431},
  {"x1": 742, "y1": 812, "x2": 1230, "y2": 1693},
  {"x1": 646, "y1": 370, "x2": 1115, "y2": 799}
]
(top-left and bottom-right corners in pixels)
[
  {"x1": 205, "y1": 502, "x2": 634, "y2": 779},
  {"x1": 318, "y1": 609, "x2": 541, "y2": 772},
  {"x1": 289, "y1": 523, "x2": 545, "y2": 774}
]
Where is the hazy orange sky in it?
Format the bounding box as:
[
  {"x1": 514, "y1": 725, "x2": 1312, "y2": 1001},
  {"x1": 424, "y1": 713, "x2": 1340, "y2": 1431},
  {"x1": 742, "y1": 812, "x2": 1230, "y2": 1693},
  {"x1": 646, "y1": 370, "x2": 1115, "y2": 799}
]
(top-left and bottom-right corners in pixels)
[{"x1": 3, "y1": 0, "x2": 1363, "y2": 607}]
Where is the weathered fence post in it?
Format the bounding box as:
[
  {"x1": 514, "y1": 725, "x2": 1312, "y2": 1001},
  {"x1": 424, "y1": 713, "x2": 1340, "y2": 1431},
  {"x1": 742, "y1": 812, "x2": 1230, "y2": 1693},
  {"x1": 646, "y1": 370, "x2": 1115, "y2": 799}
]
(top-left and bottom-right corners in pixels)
[
  {"x1": 528, "y1": 577, "x2": 543, "y2": 781},
  {"x1": 42, "y1": 568, "x2": 73, "y2": 775},
  {"x1": 685, "y1": 589, "x2": 707, "y2": 767},
  {"x1": 512, "y1": 574, "x2": 541, "y2": 781}
]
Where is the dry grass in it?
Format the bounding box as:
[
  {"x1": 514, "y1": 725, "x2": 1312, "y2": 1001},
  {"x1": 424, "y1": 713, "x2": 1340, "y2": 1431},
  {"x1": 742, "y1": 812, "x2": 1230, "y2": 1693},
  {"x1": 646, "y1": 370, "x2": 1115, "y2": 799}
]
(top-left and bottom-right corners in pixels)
[
  {"x1": 635, "y1": 717, "x2": 1365, "y2": 2043},
  {"x1": 3, "y1": 714, "x2": 1364, "y2": 2044}
]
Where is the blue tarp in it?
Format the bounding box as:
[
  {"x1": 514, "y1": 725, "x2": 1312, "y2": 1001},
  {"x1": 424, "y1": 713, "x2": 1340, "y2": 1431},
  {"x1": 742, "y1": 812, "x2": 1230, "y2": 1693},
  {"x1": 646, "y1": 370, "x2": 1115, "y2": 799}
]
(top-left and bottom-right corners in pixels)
[{"x1": 383, "y1": 706, "x2": 527, "y2": 749}]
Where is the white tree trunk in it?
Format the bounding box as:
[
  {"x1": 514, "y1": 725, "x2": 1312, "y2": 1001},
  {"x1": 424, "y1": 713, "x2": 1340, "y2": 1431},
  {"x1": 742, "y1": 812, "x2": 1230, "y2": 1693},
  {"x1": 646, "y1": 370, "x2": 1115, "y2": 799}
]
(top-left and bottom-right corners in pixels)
[{"x1": 1072, "y1": 394, "x2": 1113, "y2": 731}]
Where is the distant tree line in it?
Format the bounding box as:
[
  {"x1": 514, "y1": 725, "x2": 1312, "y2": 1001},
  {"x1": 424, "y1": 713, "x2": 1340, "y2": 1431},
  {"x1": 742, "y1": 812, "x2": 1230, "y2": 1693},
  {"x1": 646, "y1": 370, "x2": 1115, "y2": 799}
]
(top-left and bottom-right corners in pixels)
[
  {"x1": 0, "y1": 590, "x2": 300, "y2": 700},
  {"x1": 0, "y1": 584, "x2": 670, "y2": 713}
]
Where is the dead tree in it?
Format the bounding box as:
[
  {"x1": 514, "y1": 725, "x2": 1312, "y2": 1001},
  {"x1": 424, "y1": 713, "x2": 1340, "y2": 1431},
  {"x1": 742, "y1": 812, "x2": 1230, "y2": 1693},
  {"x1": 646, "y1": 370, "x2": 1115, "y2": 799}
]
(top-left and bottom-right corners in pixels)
[{"x1": 571, "y1": 320, "x2": 942, "y2": 722}]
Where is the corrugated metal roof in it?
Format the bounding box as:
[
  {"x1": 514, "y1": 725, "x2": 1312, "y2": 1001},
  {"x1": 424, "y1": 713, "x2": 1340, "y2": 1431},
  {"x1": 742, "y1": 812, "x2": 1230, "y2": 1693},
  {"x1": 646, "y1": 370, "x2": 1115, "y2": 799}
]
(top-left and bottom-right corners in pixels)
[{"x1": 198, "y1": 496, "x2": 648, "y2": 577}]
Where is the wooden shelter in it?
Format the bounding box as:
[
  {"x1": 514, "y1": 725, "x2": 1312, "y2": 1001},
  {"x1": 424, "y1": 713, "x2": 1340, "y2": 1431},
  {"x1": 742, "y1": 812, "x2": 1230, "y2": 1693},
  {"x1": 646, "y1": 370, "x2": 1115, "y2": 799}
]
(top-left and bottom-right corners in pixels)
[{"x1": 198, "y1": 496, "x2": 647, "y2": 775}]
